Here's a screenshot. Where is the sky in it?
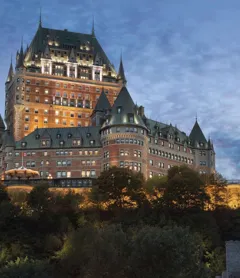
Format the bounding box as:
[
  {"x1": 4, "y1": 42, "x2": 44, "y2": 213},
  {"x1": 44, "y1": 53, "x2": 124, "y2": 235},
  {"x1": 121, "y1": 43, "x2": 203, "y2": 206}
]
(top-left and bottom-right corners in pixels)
[{"x1": 0, "y1": 0, "x2": 240, "y2": 179}]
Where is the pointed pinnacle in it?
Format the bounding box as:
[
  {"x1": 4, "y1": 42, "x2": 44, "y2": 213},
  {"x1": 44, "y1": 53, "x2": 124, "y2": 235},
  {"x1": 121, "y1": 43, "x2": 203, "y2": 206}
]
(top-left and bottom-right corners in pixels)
[
  {"x1": 20, "y1": 36, "x2": 23, "y2": 52},
  {"x1": 39, "y1": 7, "x2": 42, "y2": 28},
  {"x1": 92, "y1": 15, "x2": 95, "y2": 37}
]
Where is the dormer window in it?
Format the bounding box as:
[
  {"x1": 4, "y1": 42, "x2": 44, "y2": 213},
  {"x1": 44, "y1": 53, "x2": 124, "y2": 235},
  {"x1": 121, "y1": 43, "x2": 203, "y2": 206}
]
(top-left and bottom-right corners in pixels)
[
  {"x1": 59, "y1": 140, "x2": 65, "y2": 146},
  {"x1": 117, "y1": 106, "x2": 122, "y2": 114},
  {"x1": 57, "y1": 133, "x2": 61, "y2": 139},
  {"x1": 200, "y1": 142, "x2": 203, "y2": 147},
  {"x1": 87, "y1": 133, "x2": 91, "y2": 138},
  {"x1": 21, "y1": 142, "x2": 27, "y2": 147},
  {"x1": 128, "y1": 113, "x2": 134, "y2": 123},
  {"x1": 68, "y1": 133, "x2": 72, "y2": 138},
  {"x1": 73, "y1": 139, "x2": 81, "y2": 146},
  {"x1": 177, "y1": 137, "x2": 180, "y2": 142},
  {"x1": 90, "y1": 140, "x2": 95, "y2": 145},
  {"x1": 41, "y1": 139, "x2": 50, "y2": 147},
  {"x1": 35, "y1": 134, "x2": 40, "y2": 140}
]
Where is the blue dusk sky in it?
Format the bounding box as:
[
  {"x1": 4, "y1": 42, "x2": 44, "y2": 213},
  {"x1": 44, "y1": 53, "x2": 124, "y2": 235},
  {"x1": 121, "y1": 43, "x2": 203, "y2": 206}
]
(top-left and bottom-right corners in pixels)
[{"x1": 0, "y1": 0, "x2": 240, "y2": 179}]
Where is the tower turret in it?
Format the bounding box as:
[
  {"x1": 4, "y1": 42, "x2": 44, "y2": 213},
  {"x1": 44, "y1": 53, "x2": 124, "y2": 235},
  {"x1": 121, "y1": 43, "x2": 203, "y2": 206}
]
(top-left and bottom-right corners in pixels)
[
  {"x1": 16, "y1": 38, "x2": 25, "y2": 69},
  {"x1": 5, "y1": 57, "x2": 14, "y2": 84},
  {"x1": 117, "y1": 54, "x2": 127, "y2": 86},
  {"x1": 100, "y1": 86, "x2": 148, "y2": 177}
]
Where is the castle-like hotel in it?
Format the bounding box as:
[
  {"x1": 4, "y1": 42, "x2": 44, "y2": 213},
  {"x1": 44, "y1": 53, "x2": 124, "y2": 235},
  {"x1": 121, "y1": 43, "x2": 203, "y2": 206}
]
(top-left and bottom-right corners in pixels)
[{"x1": 0, "y1": 16, "x2": 215, "y2": 185}]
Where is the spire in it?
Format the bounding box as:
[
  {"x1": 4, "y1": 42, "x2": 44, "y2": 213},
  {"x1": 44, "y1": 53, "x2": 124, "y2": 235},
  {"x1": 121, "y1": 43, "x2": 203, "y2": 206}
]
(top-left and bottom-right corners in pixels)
[
  {"x1": 91, "y1": 15, "x2": 95, "y2": 38},
  {"x1": 117, "y1": 53, "x2": 127, "y2": 86},
  {"x1": 16, "y1": 37, "x2": 25, "y2": 69},
  {"x1": 39, "y1": 7, "x2": 42, "y2": 28},
  {"x1": 6, "y1": 56, "x2": 14, "y2": 83}
]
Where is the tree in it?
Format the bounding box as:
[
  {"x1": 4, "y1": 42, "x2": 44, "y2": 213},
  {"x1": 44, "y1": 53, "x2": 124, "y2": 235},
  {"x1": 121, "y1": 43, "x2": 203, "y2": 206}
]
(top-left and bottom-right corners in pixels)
[
  {"x1": 128, "y1": 225, "x2": 210, "y2": 278},
  {"x1": 0, "y1": 257, "x2": 53, "y2": 278},
  {"x1": 56, "y1": 225, "x2": 129, "y2": 278},
  {"x1": 26, "y1": 183, "x2": 51, "y2": 214},
  {"x1": 89, "y1": 167, "x2": 147, "y2": 210},
  {"x1": 203, "y1": 172, "x2": 227, "y2": 208},
  {"x1": 0, "y1": 185, "x2": 10, "y2": 204},
  {"x1": 162, "y1": 166, "x2": 210, "y2": 211}
]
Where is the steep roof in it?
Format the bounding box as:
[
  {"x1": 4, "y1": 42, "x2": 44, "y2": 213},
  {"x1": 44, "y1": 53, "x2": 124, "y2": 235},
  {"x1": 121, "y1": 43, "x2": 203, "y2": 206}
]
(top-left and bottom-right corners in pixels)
[
  {"x1": 6, "y1": 60, "x2": 14, "y2": 83},
  {"x1": 15, "y1": 126, "x2": 102, "y2": 149},
  {"x1": 145, "y1": 118, "x2": 188, "y2": 143},
  {"x1": 93, "y1": 90, "x2": 111, "y2": 112},
  {"x1": 117, "y1": 56, "x2": 127, "y2": 85},
  {"x1": 189, "y1": 120, "x2": 207, "y2": 144},
  {"x1": 16, "y1": 40, "x2": 25, "y2": 69},
  {"x1": 102, "y1": 86, "x2": 147, "y2": 129},
  {"x1": 24, "y1": 25, "x2": 116, "y2": 74}
]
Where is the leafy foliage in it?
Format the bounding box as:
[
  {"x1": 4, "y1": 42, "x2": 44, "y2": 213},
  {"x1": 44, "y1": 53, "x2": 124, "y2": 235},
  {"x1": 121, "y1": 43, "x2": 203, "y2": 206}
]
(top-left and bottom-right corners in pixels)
[{"x1": 0, "y1": 169, "x2": 235, "y2": 277}]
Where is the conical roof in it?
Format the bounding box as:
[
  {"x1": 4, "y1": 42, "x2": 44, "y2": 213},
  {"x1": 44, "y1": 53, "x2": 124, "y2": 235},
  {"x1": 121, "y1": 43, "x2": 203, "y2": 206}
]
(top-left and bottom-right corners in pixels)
[
  {"x1": 102, "y1": 86, "x2": 147, "y2": 129},
  {"x1": 117, "y1": 55, "x2": 127, "y2": 85},
  {"x1": 16, "y1": 40, "x2": 25, "y2": 69},
  {"x1": 93, "y1": 90, "x2": 111, "y2": 112},
  {"x1": 189, "y1": 120, "x2": 207, "y2": 145},
  {"x1": 6, "y1": 60, "x2": 14, "y2": 83}
]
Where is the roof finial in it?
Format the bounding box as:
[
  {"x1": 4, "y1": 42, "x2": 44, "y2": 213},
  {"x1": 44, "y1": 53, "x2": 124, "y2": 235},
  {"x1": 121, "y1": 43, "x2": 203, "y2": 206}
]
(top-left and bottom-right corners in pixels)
[
  {"x1": 196, "y1": 112, "x2": 198, "y2": 122},
  {"x1": 39, "y1": 7, "x2": 42, "y2": 28},
  {"x1": 20, "y1": 36, "x2": 23, "y2": 52},
  {"x1": 92, "y1": 15, "x2": 95, "y2": 37}
]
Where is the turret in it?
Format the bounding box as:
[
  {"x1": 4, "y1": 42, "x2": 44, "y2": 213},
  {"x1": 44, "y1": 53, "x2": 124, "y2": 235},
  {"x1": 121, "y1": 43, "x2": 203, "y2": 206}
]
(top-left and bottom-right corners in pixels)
[
  {"x1": 189, "y1": 119, "x2": 207, "y2": 148},
  {"x1": 100, "y1": 86, "x2": 148, "y2": 177},
  {"x1": 5, "y1": 57, "x2": 14, "y2": 84},
  {"x1": 117, "y1": 54, "x2": 127, "y2": 86},
  {"x1": 16, "y1": 38, "x2": 25, "y2": 70}
]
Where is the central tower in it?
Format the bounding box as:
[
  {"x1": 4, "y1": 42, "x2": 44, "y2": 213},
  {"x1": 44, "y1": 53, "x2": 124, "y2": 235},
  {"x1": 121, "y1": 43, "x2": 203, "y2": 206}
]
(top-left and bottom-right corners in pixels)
[{"x1": 5, "y1": 17, "x2": 124, "y2": 141}]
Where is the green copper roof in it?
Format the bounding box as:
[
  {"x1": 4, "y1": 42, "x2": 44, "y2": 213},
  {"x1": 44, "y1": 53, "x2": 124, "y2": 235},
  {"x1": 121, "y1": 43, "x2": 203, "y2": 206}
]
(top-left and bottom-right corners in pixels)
[
  {"x1": 24, "y1": 25, "x2": 116, "y2": 73},
  {"x1": 189, "y1": 120, "x2": 207, "y2": 144},
  {"x1": 102, "y1": 86, "x2": 147, "y2": 129},
  {"x1": 145, "y1": 118, "x2": 188, "y2": 143},
  {"x1": 15, "y1": 126, "x2": 102, "y2": 149},
  {"x1": 93, "y1": 90, "x2": 111, "y2": 112}
]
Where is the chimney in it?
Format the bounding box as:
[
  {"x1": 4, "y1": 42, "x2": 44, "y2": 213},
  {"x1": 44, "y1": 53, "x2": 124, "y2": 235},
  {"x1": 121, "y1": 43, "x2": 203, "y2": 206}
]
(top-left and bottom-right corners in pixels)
[{"x1": 139, "y1": 106, "x2": 145, "y2": 117}]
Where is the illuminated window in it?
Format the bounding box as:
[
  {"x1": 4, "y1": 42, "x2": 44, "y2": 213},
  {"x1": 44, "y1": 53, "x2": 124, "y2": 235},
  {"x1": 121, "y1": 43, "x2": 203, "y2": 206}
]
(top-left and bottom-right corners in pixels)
[{"x1": 55, "y1": 119, "x2": 59, "y2": 124}]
